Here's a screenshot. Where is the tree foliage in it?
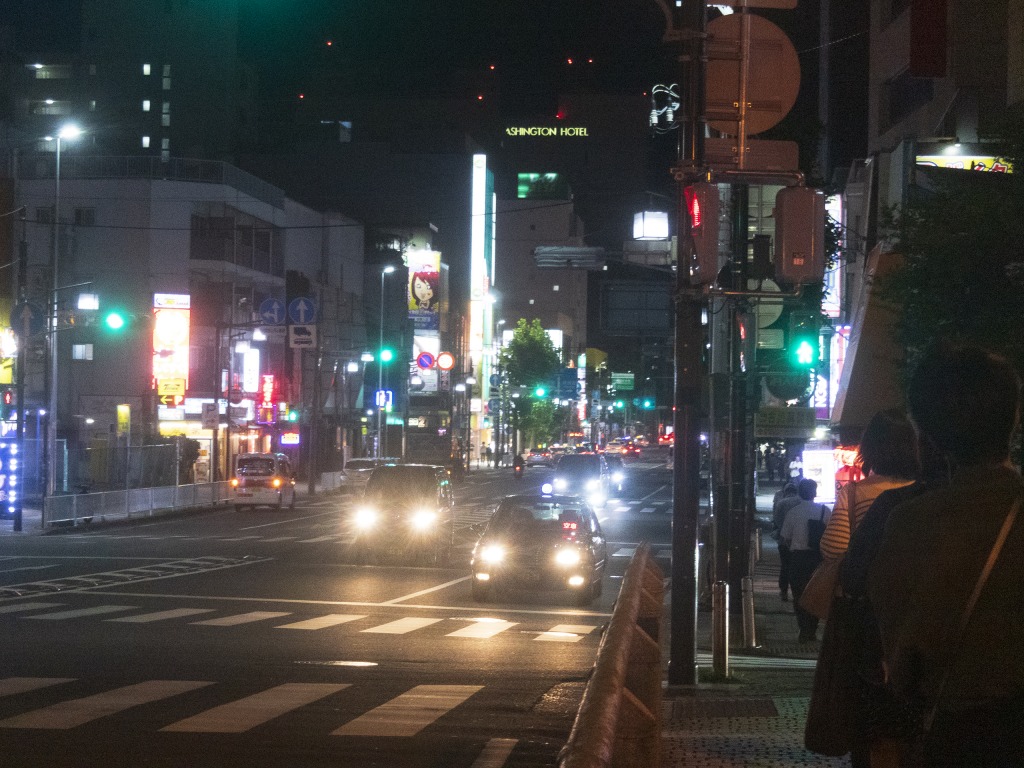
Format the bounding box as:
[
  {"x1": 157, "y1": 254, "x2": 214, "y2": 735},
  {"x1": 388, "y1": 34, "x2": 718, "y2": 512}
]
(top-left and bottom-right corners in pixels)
[
  {"x1": 499, "y1": 319, "x2": 561, "y2": 446},
  {"x1": 876, "y1": 138, "x2": 1024, "y2": 374}
]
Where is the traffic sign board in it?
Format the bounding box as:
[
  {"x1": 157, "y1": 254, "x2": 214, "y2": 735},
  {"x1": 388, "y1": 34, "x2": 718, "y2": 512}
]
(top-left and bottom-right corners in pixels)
[
  {"x1": 288, "y1": 297, "x2": 317, "y2": 324},
  {"x1": 489, "y1": 374, "x2": 502, "y2": 387},
  {"x1": 289, "y1": 324, "x2": 316, "y2": 348},
  {"x1": 159, "y1": 394, "x2": 184, "y2": 407},
  {"x1": 10, "y1": 301, "x2": 45, "y2": 337},
  {"x1": 258, "y1": 298, "x2": 286, "y2": 326},
  {"x1": 416, "y1": 352, "x2": 435, "y2": 369}
]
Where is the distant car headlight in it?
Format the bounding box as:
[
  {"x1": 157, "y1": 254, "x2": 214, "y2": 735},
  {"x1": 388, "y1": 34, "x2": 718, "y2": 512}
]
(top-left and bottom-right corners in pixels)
[
  {"x1": 555, "y1": 548, "x2": 581, "y2": 566},
  {"x1": 410, "y1": 509, "x2": 437, "y2": 530},
  {"x1": 272, "y1": 477, "x2": 282, "y2": 488},
  {"x1": 479, "y1": 544, "x2": 505, "y2": 564},
  {"x1": 354, "y1": 507, "x2": 378, "y2": 530},
  {"x1": 585, "y1": 479, "x2": 599, "y2": 490},
  {"x1": 554, "y1": 478, "x2": 568, "y2": 491},
  {"x1": 611, "y1": 471, "x2": 624, "y2": 484},
  {"x1": 541, "y1": 482, "x2": 554, "y2": 494}
]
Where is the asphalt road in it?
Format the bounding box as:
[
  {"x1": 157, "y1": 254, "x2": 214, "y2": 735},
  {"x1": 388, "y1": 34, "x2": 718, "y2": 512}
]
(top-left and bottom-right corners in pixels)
[{"x1": 0, "y1": 450, "x2": 673, "y2": 768}]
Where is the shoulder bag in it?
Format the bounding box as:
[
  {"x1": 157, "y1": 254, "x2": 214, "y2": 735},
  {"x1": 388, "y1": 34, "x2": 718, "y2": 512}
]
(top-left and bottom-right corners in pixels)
[{"x1": 800, "y1": 484, "x2": 855, "y2": 621}]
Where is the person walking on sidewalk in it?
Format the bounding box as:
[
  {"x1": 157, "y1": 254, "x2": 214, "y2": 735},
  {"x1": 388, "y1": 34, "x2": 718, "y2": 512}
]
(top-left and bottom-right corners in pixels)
[
  {"x1": 869, "y1": 345, "x2": 1024, "y2": 766},
  {"x1": 772, "y1": 481, "x2": 801, "y2": 602},
  {"x1": 819, "y1": 409, "x2": 918, "y2": 563},
  {"x1": 780, "y1": 478, "x2": 831, "y2": 643}
]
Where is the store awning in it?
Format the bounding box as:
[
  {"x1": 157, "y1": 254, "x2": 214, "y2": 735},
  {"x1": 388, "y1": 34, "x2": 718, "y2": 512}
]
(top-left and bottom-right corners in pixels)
[{"x1": 830, "y1": 247, "x2": 906, "y2": 444}]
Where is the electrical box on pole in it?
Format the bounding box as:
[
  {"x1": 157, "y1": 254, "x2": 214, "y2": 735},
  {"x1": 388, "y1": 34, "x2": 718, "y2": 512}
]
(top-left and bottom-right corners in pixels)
[
  {"x1": 774, "y1": 186, "x2": 826, "y2": 285},
  {"x1": 684, "y1": 183, "x2": 721, "y2": 285}
]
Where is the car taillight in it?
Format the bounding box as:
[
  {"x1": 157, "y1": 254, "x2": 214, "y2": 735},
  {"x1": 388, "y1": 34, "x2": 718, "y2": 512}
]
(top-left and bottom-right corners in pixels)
[
  {"x1": 230, "y1": 478, "x2": 239, "y2": 487},
  {"x1": 272, "y1": 478, "x2": 282, "y2": 488}
]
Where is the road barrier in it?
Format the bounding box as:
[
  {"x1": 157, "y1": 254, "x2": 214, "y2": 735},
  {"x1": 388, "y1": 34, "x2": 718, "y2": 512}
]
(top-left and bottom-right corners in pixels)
[{"x1": 559, "y1": 542, "x2": 664, "y2": 768}]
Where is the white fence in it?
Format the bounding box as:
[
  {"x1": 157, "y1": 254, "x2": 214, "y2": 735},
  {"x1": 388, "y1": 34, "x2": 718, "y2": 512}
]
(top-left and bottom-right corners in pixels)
[{"x1": 42, "y1": 470, "x2": 349, "y2": 528}]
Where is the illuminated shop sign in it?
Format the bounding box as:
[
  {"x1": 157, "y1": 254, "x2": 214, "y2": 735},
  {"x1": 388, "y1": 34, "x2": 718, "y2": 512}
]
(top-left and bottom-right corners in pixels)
[
  {"x1": 0, "y1": 439, "x2": 19, "y2": 518},
  {"x1": 916, "y1": 155, "x2": 1012, "y2": 173},
  {"x1": 505, "y1": 126, "x2": 589, "y2": 138},
  {"x1": 152, "y1": 304, "x2": 190, "y2": 393}
]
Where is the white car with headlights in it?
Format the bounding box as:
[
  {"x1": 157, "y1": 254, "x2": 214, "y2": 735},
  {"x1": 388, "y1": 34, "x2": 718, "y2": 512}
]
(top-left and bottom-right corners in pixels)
[
  {"x1": 543, "y1": 453, "x2": 611, "y2": 508},
  {"x1": 348, "y1": 464, "x2": 455, "y2": 565},
  {"x1": 470, "y1": 494, "x2": 607, "y2": 606}
]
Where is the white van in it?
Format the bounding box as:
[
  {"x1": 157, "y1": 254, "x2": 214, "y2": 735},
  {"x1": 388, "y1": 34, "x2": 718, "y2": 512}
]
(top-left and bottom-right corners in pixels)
[{"x1": 231, "y1": 453, "x2": 296, "y2": 510}]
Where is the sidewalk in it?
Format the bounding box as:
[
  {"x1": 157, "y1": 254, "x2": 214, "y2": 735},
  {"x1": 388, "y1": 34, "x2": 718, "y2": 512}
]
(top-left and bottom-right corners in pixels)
[{"x1": 661, "y1": 486, "x2": 849, "y2": 767}]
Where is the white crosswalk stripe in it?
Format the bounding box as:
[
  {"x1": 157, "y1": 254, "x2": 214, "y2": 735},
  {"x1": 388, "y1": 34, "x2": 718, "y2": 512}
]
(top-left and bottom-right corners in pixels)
[
  {"x1": 275, "y1": 614, "x2": 367, "y2": 630},
  {"x1": 0, "y1": 677, "x2": 75, "y2": 697},
  {"x1": 362, "y1": 617, "x2": 443, "y2": 634},
  {"x1": 0, "y1": 602, "x2": 64, "y2": 615},
  {"x1": 107, "y1": 608, "x2": 216, "y2": 623},
  {"x1": 332, "y1": 684, "x2": 483, "y2": 737},
  {"x1": 160, "y1": 683, "x2": 350, "y2": 733},
  {"x1": 535, "y1": 624, "x2": 599, "y2": 642},
  {"x1": 0, "y1": 680, "x2": 213, "y2": 729},
  {"x1": 26, "y1": 605, "x2": 136, "y2": 621},
  {"x1": 445, "y1": 619, "x2": 517, "y2": 639},
  {"x1": 192, "y1": 611, "x2": 291, "y2": 626}
]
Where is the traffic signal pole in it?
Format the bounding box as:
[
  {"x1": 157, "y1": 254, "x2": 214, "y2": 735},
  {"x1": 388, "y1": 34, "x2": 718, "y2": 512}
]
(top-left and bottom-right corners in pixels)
[{"x1": 667, "y1": 0, "x2": 708, "y2": 687}]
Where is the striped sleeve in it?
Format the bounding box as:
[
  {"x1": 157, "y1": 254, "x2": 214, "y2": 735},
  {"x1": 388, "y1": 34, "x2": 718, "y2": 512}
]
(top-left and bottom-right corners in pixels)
[{"x1": 820, "y1": 483, "x2": 852, "y2": 557}]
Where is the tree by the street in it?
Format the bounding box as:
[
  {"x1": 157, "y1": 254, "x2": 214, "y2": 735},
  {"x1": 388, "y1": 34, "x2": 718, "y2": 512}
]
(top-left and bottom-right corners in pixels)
[
  {"x1": 499, "y1": 319, "x2": 561, "y2": 448},
  {"x1": 876, "y1": 126, "x2": 1024, "y2": 375}
]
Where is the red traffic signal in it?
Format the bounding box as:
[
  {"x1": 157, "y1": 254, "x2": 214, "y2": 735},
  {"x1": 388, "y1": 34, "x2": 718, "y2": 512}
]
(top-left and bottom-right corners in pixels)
[{"x1": 684, "y1": 183, "x2": 721, "y2": 285}]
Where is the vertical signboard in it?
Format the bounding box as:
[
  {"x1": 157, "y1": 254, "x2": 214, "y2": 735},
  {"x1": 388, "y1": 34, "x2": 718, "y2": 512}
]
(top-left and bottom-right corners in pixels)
[
  {"x1": 152, "y1": 294, "x2": 191, "y2": 396},
  {"x1": 407, "y1": 250, "x2": 442, "y2": 331}
]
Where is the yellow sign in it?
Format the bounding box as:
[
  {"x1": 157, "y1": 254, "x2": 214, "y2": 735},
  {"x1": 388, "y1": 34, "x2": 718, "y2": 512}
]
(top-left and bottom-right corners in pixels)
[
  {"x1": 916, "y1": 155, "x2": 1013, "y2": 173},
  {"x1": 158, "y1": 378, "x2": 186, "y2": 396},
  {"x1": 116, "y1": 404, "x2": 131, "y2": 437},
  {"x1": 505, "y1": 126, "x2": 589, "y2": 138}
]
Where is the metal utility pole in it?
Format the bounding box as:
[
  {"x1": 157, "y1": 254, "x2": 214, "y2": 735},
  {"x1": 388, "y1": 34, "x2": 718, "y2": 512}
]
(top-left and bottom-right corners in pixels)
[{"x1": 668, "y1": 0, "x2": 708, "y2": 687}]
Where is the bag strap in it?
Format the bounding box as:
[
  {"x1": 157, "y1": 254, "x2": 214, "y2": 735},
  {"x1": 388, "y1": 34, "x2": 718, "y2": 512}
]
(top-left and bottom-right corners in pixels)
[
  {"x1": 847, "y1": 482, "x2": 857, "y2": 533},
  {"x1": 925, "y1": 490, "x2": 1022, "y2": 731}
]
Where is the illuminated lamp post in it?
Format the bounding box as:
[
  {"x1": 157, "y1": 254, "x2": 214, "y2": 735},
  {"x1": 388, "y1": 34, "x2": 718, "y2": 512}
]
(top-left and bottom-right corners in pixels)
[
  {"x1": 45, "y1": 123, "x2": 81, "y2": 498},
  {"x1": 377, "y1": 265, "x2": 396, "y2": 458}
]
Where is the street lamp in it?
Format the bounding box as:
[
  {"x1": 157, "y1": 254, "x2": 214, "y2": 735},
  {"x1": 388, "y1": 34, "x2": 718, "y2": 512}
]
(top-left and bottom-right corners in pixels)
[
  {"x1": 377, "y1": 265, "x2": 396, "y2": 458},
  {"x1": 45, "y1": 122, "x2": 81, "y2": 497}
]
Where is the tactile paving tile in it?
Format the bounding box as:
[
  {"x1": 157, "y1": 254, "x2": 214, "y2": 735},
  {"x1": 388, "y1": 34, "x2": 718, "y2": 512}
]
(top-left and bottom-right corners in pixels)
[{"x1": 669, "y1": 697, "x2": 778, "y2": 719}]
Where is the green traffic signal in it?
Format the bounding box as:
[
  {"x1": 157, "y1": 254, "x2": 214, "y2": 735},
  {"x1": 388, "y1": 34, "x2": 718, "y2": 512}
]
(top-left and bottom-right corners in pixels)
[
  {"x1": 103, "y1": 311, "x2": 127, "y2": 331},
  {"x1": 793, "y1": 339, "x2": 817, "y2": 367},
  {"x1": 380, "y1": 348, "x2": 394, "y2": 363},
  {"x1": 534, "y1": 386, "x2": 547, "y2": 398}
]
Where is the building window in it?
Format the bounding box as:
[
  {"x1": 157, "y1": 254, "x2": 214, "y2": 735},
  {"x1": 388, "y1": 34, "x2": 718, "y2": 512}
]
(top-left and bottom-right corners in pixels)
[
  {"x1": 161, "y1": 150, "x2": 170, "y2": 162},
  {"x1": 161, "y1": 114, "x2": 170, "y2": 127},
  {"x1": 31, "y1": 64, "x2": 72, "y2": 80},
  {"x1": 161, "y1": 138, "x2": 170, "y2": 150},
  {"x1": 74, "y1": 208, "x2": 95, "y2": 226},
  {"x1": 89, "y1": 100, "x2": 97, "y2": 111},
  {"x1": 163, "y1": 64, "x2": 171, "y2": 76},
  {"x1": 882, "y1": 70, "x2": 935, "y2": 131},
  {"x1": 89, "y1": 64, "x2": 96, "y2": 76},
  {"x1": 142, "y1": 100, "x2": 151, "y2": 112},
  {"x1": 163, "y1": 77, "x2": 171, "y2": 90},
  {"x1": 553, "y1": 285, "x2": 559, "y2": 291},
  {"x1": 143, "y1": 63, "x2": 151, "y2": 76},
  {"x1": 162, "y1": 101, "x2": 170, "y2": 114},
  {"x1": 161, "y1": 102, "x2": 170, "y2": 126},
  {"x1": 72, "y1": 344, "x2": 93, "y2": 361},
  {"x1": 142, "y1": 136, "x2": 150, "y2": 148}
]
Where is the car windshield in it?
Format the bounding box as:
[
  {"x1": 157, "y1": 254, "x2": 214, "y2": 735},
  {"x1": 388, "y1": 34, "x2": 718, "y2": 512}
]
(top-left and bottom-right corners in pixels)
[
  {"x1": 604, "y1": 456, "x2": 624, "y2": 471},
  {"x1": 555, "y1": 455, "x2": 600, "y2": 474},
  {"x1": 236, "y1": 457, "x2": 276, "y2": 476},
  {"x1": 365, "y1": 467, "x2": 437, "y2": 504},
  {"x1": 490, "y1": 500, "x2": 584, "y2": 534}
]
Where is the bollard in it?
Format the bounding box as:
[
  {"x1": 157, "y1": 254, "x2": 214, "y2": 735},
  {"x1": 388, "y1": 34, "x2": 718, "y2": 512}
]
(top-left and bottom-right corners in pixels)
[
  {"x1": 712, "y1": 580, "x2": 729, "y2": 679},
  {"x1": 741, "y1": 575, "x2": 757, "y2": 649}
]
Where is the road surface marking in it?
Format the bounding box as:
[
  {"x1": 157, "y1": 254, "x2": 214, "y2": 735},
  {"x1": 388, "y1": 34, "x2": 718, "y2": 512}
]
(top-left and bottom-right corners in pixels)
[
  {"x1": 536, "y1": 624, "x2": 599, "y2": 642},
  {"x1": 613, "y1": 547, "x2": 637, "y2": 558},
  {"x1": 276, "y1": 614, "x2": 367, "y2": 630},
  {"x1": 107, "y1": 608, "x2": 217, "y2": 623},
  {"x1": 361, "y1": 617, "x2": 442, "y2": 634},
  {"x1": 192, "y1": 611, "x2": 291, "y2": 626},
  {"x1": 381, "y1": 576, "x2": 471, "y2": 605},
  {"x1": 0, "y1": 680, "x2": 212, "y2": 729},
  {"x1": 446, "y1": 620, "x2": 517, "y2": 638},
  {"x1": 471, "y1": 738, "x2": 518, "y2": 768},
  {"x1": 332, "y1": 685, "x2": 483, "y2": 737},
  {"x1": 0, "y1": 602, "x2": 64, "y2": 615},
  {"x1": 0, "y1": 678, "x2": 75, "y2": 697},
  {"x1": 161, "y1": 683, "x2": 350, "y2": 733},
  {"x1": 25, "y1": 605, "x2": 136, "y2": 620},
  {"x1": 299, "y1": 535, "x2": 341, "y2": 543}
]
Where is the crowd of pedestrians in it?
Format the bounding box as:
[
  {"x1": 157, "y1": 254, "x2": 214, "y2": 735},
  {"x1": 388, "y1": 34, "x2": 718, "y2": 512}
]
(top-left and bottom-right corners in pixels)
[{"x1": 769, "y1": 343, "x2": 1023, "y2": 767}]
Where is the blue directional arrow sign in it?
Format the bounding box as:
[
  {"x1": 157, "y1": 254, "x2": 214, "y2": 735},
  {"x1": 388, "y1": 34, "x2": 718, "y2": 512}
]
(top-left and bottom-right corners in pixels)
[
  {"x1": 10, "y1": 301, "x2": 45, "y2": 337},
  {"x1": 288, "y1": 297, "x2": 317, "y2": 325},
  {"x1": 258, "y1": 298, "x2": 286, "y2": 326}
]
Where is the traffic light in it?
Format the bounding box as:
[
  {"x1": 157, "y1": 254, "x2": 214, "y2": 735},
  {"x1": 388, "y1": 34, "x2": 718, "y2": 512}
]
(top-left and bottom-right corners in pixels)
[
  {"x1": 641, "y1": 398, "x2": 655, "y2": 410},
  {"x1": 788, "y1": 314, "x2": 820, "y2": 370},
  {"x1": 1, "y1": 389, "x2": 13, "y2": 421},
  {"x1": 533, "y1": 386, "x2": 547, "y2": 398},
  {"x1": 103, "y1": 309, "x2": 127, "y2": 331},
  {"x1": 379, "y1": 348, "x2": 394, "y2": 363},
  {"x1": 774, "y1": 186, "x2": 826, "y2": 285},
  {"x1": 684, "y1": 182, "x2": 721, "y2": 285}
]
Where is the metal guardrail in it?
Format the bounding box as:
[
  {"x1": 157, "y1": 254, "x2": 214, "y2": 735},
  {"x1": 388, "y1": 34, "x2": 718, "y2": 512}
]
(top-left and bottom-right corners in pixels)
[
  {"x1": 41, "y1": 470, "x2": 354, "y2": 528},
  {"x1": 43, "y1": 482, "x2": 233, "y2": 528},
  {"x1": 559, "y1": 542, "x2": 665, "y2": 768}
]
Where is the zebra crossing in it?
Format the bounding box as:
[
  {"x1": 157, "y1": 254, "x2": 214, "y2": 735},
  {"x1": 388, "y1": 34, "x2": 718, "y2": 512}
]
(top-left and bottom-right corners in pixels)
[
  {"x1": 0, "y1": 677, "x2": 494, "y2": 736},
  {"x1": 0, "y1": 601, "x2": 604, "y2": 643}
]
